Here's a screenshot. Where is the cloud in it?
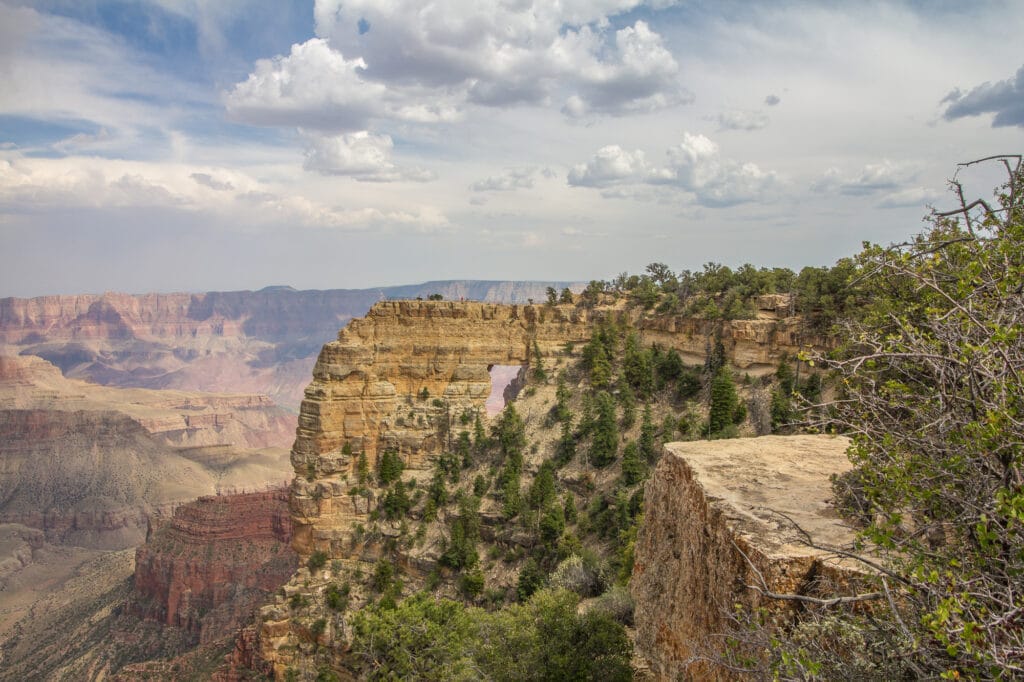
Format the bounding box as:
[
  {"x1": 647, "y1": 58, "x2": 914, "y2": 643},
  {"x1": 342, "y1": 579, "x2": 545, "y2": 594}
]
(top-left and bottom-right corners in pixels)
[
  {"x1": 941, "y1": 64, "x2": 1024, "y2": 127},
  {"x1": 764, "y1": 94, "x2": 780, "y2": 106},
  {"x1": 568, "y1": 146, "x2": 651, "y2": 188},
  {"x1": 569, "y1": 133, "x2": 777, "y2": 207},
  {"x1": 190, "y1": 172, "x2": 234, "y2": 191},
  {"x1": 558, "y1": 21, "x2": 691, "y2": 118},
  {"x1": 0, "y1": 151, "x2": 446, "y2": 230},
  {"x1": 301, "y1": 131, "x2": 435, "y2": 182},
  {"x1": 470, "y1": 168, "x2": 537, "y2": 192},
  {"x1": 811, "y1": 160, "x2": 914, "y2": 196},
  {"x1": 877, "y1": 187, "x2": 941, "y2": 208},
  {"x1": 715, "y1": 110, "x2": 769, "y2": 131},
  {"x1": 229, "y1": 2, "x2": 689, "y2": 131}
]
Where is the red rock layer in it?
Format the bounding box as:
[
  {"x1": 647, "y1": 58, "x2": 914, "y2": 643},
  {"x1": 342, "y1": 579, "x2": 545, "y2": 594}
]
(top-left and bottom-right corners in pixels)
[{"x1": 130, "y1": 489, "x2": 297, "y2": 644}]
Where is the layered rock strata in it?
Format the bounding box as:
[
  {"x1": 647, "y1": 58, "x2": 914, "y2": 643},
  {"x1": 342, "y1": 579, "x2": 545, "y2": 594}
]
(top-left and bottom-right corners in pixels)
[
  {"x1": 289, "y1": 300, "x2": 598, "y2": 557},
  {"x1": 0, "y1": 281, "x2": 578, "y2": 409},
  {"x1": 631, "y1": 435, "x2": 861, "y2": 680},
  {"x1": 130, "y1": 489, "x2": 297, "y2": 644}
]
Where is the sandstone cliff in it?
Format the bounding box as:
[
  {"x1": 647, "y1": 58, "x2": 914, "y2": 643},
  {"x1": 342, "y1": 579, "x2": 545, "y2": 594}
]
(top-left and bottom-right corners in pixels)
[
  {"x1": 631, "y1": 435, "x2": 861, "y2": 680},
  {"x1": 0, "y1": 491, "x2": 296, "y2": 681}
]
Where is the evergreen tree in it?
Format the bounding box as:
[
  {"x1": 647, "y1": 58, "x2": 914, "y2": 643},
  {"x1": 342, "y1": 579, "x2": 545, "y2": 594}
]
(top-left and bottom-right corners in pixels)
[
  {"x1": 517, "y1": 557, "x2": 544, "y2": 601},
  {"x1": 622, "y1": 331, "x2": 654, "y2": 397},
  {"x1": 563, "y1": 494, "x2": 578, "y2": 525},
  {"x1": 531, "y1": 339, "x2": 547, "y2": 382},
  {"x1": 554, "y1": 378, "x2": 572, "y2": 423},
  {"x1": 456, "y1": 430, "x2": 472, "y2": 469},
  {"x1": 708, "y1": 368, "x2": 739, "y2": 436},
  {"x1": 554, "y1": 420, "x2": 576, "y2": 467},
  {"x1": 590, "y1": 390, "x2": 619, "y2": 467},
  {"x1": 528, "y1": 461, "x2": 557, "y2": 510},
  {"x1": 620, "y1": 441, "x2": 645, "y2": 486},
  {"x1": 357, "y1": 450, "x2": 369, "y2": 485},
  {"x1": 502, "y1": 476, "x2": 522, "y2": 519},
  {"x1": 539, "y1": 503, "x2": 566, "y2": 546},
  {"x1": 639, "y1": 405, "x2": 657, "y2": 463},
  {"x1": 378, "y1": 449, "x2": 404, "y2": 485},
  {"x1": 494, "y1": 403, "x2": 526, "y2": 467}
]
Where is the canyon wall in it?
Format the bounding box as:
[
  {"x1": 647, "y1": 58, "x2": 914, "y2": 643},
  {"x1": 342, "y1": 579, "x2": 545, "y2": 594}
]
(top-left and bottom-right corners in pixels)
[
  {"x1": 0, "y1": 281, "x2": 578, "y2": 410},
  {"x1": 289, "y1": 300, "x2": 597, "y2": 557},
  {"x1": 631, "y1": 435, "x2": 862, "y2": 680},
  {"x1": 0, "y1": 356, "x2": 294, "y2": 549},
  {"x1": 289, "y1": 297, "x2": 811, "y2": 559},
  {"x1": 130, "y1": 489, "x2": 296, "y2": 645}
]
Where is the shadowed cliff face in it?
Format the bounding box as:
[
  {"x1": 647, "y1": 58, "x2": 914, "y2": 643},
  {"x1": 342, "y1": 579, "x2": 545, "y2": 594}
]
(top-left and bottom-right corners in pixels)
[{"x1": 0, "y1": 356, "x2": 294, "y2": 549}]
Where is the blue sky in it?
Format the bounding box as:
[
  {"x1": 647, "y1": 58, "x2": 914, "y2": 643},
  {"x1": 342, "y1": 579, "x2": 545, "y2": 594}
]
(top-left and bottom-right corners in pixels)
[{"x1": 1, "y1": 0, "x2": 1022, "y2": 297}]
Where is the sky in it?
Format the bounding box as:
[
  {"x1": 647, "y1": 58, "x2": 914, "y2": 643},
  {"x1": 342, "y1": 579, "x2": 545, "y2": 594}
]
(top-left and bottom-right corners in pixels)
[{"x1": 0, "y1": 0, "x2": 1022, "y2": 297}]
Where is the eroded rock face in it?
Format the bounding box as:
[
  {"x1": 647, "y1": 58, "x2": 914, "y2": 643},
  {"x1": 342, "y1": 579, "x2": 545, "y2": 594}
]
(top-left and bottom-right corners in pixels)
[
  {"x1": 631, "y1": 435, "x2": 860, "y2": 680},
  {"x1": 289, "y1": 300, "x2": 597, "y2": 557},
  {"x1": 0, "y1": 282, "x2": 577, "y2": 410},
  {"x1": 130, "y1": 489, "x2": 297, "y2": 645}
]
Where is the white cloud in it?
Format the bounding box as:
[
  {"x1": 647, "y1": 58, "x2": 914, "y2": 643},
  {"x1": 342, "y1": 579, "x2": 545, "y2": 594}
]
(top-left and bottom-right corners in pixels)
[
  {"x1": 0, "y1": 151, "x2": 447, "y2": 231},
  {"x1": 470, "y1": 168, "x2": 537, "y2": 192},
  {"x1": 811, "y1": 160, "x2": 916, "y2": 196},
  {"x1": 715, "y1": 110, "x2": 769, "y2": 131},
  {"x1": 568, "y1": 146, "x2": 651, "y2": 187},
  {"x1": 877, "y1": 187, "x2": 941, "y2": 209},
  {"x1": 569, "y1": 133, "x2": 778, "y2": 207},
  {"x1": 302, "y1": 131, "x2": 435, "y2": 182},
  {"x1": 227, "y1": 2, "x2": 689, "y2": 132}
]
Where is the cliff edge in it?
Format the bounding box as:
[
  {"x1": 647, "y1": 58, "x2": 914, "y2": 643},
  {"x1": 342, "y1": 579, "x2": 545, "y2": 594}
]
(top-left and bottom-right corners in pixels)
[{"x1": 631, "y1": 435, "x2": 860, "y2": 680}]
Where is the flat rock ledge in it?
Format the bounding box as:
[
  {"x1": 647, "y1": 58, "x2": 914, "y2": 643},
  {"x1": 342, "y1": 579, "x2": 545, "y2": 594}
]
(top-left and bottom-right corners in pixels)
[{"x1": 632, "y1": 434, "x2": 861, "y2": 680}]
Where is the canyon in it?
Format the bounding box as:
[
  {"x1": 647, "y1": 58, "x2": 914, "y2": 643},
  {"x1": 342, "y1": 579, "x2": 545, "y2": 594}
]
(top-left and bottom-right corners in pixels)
[
  {"x1": 0, "y1": 281, "x2": 577, "y2": 411},
  {"x1": 0, "y1": 288, "x2": 857, "y2": 680}
]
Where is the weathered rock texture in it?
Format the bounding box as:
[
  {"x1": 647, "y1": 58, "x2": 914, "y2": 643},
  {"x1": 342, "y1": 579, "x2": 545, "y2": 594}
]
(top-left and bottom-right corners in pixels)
[
  {"x1": 0, "y1": 354, "x2": 295, "y2": 449},
  {"x1": 0, "y1": 281, "x2": 579, "y2": 410},
  {"x1": 631, "y1": 435, "x2": 860, "y2": 680},
  {"x1": 130, "y1": 489, "x2": 297, "y2": 644},
  {"x1": 0, "y1": 356, "x2": 294, "y2": 549},
  {"x1": 289, "y1": 298, "x2": 812, "y2": 559},
  {"x1": 289, "y1": 300, "x2": 598, "y2": 557}
]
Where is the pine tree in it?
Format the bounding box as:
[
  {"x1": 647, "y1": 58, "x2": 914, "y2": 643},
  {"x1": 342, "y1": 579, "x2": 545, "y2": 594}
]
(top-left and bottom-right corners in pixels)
[
  {"x1": 708, "y1": 368, "x2": 739, "y2": 436},
  {"x1": 620, "y1": 441, "x2": 644, "y2": 486},
  {"x1": 590, "y1": 390, "x2": 619, "y2": 467},
  {"x1": 639, "y1": 405, "x2": 657, "y2": 463}
]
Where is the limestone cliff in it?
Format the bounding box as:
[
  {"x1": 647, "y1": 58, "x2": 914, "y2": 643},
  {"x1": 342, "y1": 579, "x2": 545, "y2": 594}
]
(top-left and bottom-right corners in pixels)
[{"x1": 631, "y1": 435, "x2": 861, "y2": 680}]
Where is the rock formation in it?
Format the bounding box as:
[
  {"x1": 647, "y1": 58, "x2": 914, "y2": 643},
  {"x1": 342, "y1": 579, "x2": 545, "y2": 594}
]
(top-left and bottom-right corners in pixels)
[
  {"x1": 288, "y1": 298, "x2": 810, "y2": 559},
  {"x1": 131, "y1": 489, "x2": 296, "y2": 640},
  {"x1": 0, "y1": 281, "x2": 579, "y2": 410},
  {"x1": 0, "y1": 356, "x2": 294, "y2": 549},
  {"x1": 631, "y1": 435, "x2": 861, "y2": 680}
]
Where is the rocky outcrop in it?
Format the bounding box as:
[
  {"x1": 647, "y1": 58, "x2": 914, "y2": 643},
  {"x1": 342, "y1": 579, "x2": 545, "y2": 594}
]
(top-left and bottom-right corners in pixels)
[
  {"x1": 289, "y1": 300, "x2": 598, "y2": 557},
  {"x1": 631, "y1": 435, "x2": 861, "y2": 680},
  {"x1": 130, "y1": 489, "x2": 297, "y2": 645}
]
